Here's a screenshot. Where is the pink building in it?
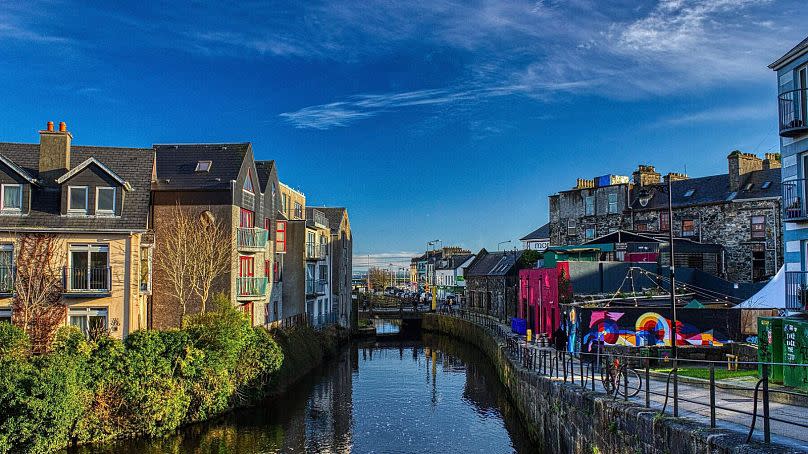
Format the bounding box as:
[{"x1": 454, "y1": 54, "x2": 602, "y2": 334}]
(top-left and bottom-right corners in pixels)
[{"x1": 518, "y1": 266, "x2": 561, "y2": 339}]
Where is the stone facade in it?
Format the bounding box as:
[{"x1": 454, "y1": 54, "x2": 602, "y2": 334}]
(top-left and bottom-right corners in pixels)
[{"x1": 549, "y1": 183, "x2": 632, "y2": 246}]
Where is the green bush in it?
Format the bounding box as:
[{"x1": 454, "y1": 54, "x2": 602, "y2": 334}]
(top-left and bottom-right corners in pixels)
[{"x1": 0, "y1": 296, "x2": 287, "y2": 453}]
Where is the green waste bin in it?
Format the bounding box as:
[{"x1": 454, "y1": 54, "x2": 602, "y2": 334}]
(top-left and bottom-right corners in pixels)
[
  {"x1": 757, "y1": 317, "x2": 784, "y2": 383},
  {"x1": 783, "y1": 318, "x2": 808, "y2": 391}
]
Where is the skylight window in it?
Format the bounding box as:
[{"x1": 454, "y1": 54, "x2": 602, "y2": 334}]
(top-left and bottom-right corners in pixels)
[
  {"x1": 761, "y1": 181, "x2": 771, "y2": 189},
  {"x1": 726, "y1": 192, "x2": 737, "y2": 201},
  {"x1": 744, "y1": 183, "x2": 753, "y2": 191},
  {"x1": 683, "y1": 189, "x2": 695, "y2": 197},
  {"x1": 195, "y1": 161, "x2": 212, "y2": 172}
]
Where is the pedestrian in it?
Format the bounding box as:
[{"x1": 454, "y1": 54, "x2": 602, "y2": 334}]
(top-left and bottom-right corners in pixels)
[{"x1": 553, "y1": 326, "x2": 568, "y2": 352}]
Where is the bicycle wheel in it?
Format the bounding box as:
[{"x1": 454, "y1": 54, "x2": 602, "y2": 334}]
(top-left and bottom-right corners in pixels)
[
  {"x1": 618, "y1": 368, "x2": 642, "y2": 398},
  {"x1": 600, "y1": 365, "x2": 616, "y2": 395}
]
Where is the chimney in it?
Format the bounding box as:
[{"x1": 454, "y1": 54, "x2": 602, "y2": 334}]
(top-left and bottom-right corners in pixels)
[
  {"x1": 727, "y1": 150, "x2": 762, "y2": 191},
  {"x1": 763, "y1": 152, "x2": 781, "y2": 170},
  {"x1": 575, "y1": 178, "x2": 594, "y2": 189},
  {"x1": 664, "y1": 172, "x2": 689, "y2": 184},
  {"x1": 38, "y1": 121, "x2": 72, "y2": 182},
  {"x1": 632, "y1": 165, "x2": 661, "y2": 187}
]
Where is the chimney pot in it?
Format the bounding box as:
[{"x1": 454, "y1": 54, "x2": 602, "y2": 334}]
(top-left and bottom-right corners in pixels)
[
  {"x1": 47, "y1": 121, "x2": 54, "y2": 132},
  {"x1": 58, "y1": 121, "x2": 67, "y2": 132}
]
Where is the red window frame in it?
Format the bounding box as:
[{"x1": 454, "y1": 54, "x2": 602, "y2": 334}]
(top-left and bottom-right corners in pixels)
[
  {"x1": 275, "y1": 220, "x2": 287, "y2": 253},
  {"x1": 239, "y1": 256, "x2": 254, "y2": 277},
  {"x1": 240, "y1": 208, "x2": 254, "y2": 228}
]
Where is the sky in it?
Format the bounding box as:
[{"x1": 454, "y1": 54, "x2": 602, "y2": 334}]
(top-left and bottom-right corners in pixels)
[{"x1": 0, "y1": 0, "x2": 804, "y2": 271}]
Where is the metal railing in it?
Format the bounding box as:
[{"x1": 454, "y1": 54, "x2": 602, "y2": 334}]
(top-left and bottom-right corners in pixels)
[
  {"x1": 236, "y1": 277, "x2": 267, "y2": 297},
  {"x1": 65, "y1": 267, "x2": 111, "y2": 293},
  {"x1": 785, "y1": 271, "x2": 808, "y2": 311},
  {"x1": 778, "y1": 88, "x2": 808, "y2": 137},
  {"x1": 237, "y1": 227, "x2": 268, "y2": 250},
  {"x1": 265, "y1": 311, "x2": 338, "y2": 331},
  {"x1": 439, "y1": 309, "x2": 808, "y2": 447},
  {"x1": 783, "y1": 179, "x2": 807, "y2": 220},
  {"x1": 305, "y1": 242, "x2": 327, "y2": 260},
  {"x1": 305, "y1": 278, "x2": 326, "y2": 295},
  {"x1": 0, "y1": 266, "x2": 14, "y2": 293}
]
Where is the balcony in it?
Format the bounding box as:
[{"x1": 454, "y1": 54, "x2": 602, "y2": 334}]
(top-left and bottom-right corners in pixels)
[
  {"x1": 305, "y1": 242, "x2": 327, "y2": 260},
  {"x1": 306, "y1": 278, "x2": 327, "y2": 296},
  {"x1": 236, "y1": 277, "x2": 267, "y2": 299},
  {"x1": 785, "y1": 271, "x2": 808, "y2": 311},
  {"x1": 65, "y1": 267, "x2": 111, "y2": 294},
  {"x1": 237, "y1": 228, "x2": 268, "y2": 251},
  {"x1": 783, "y1": 179, "x2": 808, "y2": 221},
  {"x1": 777, "y1": 88, "x2": 808, "y2": 138},
  {"x1": 0, "y1": 266, "x2": 14, "y2": 293}
]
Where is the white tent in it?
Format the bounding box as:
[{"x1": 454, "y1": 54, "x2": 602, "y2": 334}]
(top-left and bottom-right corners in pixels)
[{"x1": 735, "y1": 266, "x2": 785, "y2": 309}]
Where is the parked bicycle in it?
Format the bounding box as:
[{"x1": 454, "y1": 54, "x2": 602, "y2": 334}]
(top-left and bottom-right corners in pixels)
[{"x1": 600, "y1": 357, "x2": 642, "y2": 398}]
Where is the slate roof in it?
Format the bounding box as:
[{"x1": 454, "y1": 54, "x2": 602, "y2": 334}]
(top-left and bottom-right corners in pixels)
[
  {"x1": 153, "y1": 143, "x2": 249, "y2": 191},
  {"x1": 0, "y1": 142, "x2": 153, "y2": 231},
  {"x1": 769, "y1": 35, "x2": 808, "y2": 70},
  {"x1": 520, "y1": 222, "x2": 550, "y2": 241},
  {"x1": 466, "y1": 250, "x2": 524, "y2": 277},
  {"x1": 317, "y1": 207, "x2": 347, "y2": 234},
  {"x1": 254, "y1": 160, "x2": 275, "y2": 191},
  {"x1": 630, "y1": 168, "x2": 781, "y2": 211},
  {"x1": 436, "y1": 254, "x2": 474, "y2": 270}
]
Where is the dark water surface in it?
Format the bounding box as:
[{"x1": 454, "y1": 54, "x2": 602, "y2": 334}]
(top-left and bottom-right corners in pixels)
[{"x1": 69, "y1": 333, "x2": 535, "y2": 453}]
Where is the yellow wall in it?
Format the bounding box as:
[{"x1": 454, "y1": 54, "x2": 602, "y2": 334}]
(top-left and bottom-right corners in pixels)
[{"x1": 279, "y1": 182, "x2": 306, "y2": 220}]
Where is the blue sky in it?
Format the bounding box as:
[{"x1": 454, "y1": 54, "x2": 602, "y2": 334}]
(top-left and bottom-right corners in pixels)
[{"x1": 0, "y1": 0, "x2": 804, "y2": 270}]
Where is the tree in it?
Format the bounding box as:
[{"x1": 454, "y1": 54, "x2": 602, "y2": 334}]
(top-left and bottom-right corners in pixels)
[
  {"x1": 367, "y1": 267, "x2": 388, "y2": 292},
  {"x1": 154, "y1": 207, "x2": 195, "y2": 323},
  {"x1": 12, "y1": 234, "x2": 66, "y2": 353},
  {"x1": 558, "y1": 268, "x2": 573, "y2": 305},
  {"x1": 192, "y1": 213, "x2": 231, "y2": 313}
]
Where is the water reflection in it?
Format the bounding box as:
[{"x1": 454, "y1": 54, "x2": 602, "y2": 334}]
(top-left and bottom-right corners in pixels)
[{"x1": 68, "y1": 333, "x2": 535, "y2": 454}]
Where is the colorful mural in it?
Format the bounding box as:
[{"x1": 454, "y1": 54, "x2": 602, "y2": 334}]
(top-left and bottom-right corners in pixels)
[{"x1": 578, "y1": 310, "x2": 730, "y2": 352}]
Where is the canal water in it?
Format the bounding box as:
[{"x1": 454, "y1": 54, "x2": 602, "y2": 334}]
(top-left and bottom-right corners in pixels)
[{"x1": 69, "y1": 333, "x2": 535, "y2": 453}]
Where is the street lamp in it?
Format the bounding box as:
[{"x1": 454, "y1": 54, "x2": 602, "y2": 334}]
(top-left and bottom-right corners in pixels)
[
  {"x1": 497, "y1": 240, "x2": 512, "y2": 251},
  {"x1": 637, "y1": 176, "x2": 679, "y2": 416}
]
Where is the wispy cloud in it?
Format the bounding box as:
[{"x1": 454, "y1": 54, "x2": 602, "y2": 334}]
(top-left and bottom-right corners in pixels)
[{"x1": 654, "y1": 104, "x2": 771, "y2": 126}]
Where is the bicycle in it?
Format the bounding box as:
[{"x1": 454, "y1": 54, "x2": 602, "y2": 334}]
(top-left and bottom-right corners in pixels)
[{"x1": 600, "y1": 357, "x2": 642, "y2": 398}]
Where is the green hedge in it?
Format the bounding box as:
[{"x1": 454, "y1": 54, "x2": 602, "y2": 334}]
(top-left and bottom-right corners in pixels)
[{"x1": 0, "y1": 296, "x2": 284, "y2": 454}]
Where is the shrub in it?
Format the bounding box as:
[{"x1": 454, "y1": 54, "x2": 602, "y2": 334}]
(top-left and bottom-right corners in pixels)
[{"x1": 0, "y1": 323, "x2": 30, "y2": 360}]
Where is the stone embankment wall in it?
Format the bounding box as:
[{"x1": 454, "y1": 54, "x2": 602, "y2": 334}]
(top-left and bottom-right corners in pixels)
[
  {"x1": 422, "y1": 314, "x2": 797, "y2": 454},
  {"x1": 270, "y1": 324, "x2": 350, "y2": 395}
]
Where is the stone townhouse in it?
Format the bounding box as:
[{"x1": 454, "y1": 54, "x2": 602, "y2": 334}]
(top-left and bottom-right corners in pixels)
[
  {"x1": 0, "y1": 122, "x2": 154, "y2": 339},
  {"x1": 629, "y1": 152, "x2": 782, "y2": 283},
  {"x1": 465, "y1": 249, "x2": 526, "y2": 320},
  {"x1": 319, "y1": 207, "x2": 353, "y2": 329},
  {"x1": 547, "y1": 153, "x2": 782, "y2": 284},
  {"x1": 770, "y1": 35, "x2": 808, "y2": 310},
  {"x1": 151, "y1": 143, "x2": 284, "y2": 328}
]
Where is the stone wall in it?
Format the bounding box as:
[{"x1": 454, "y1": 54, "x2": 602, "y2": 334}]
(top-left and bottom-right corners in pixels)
[
  {"x1": 549, "y1": 184, "x2": 632, "y2": 246},
  {"x1": 422, "y1": 314, "x2": 791, "y2": 454}
]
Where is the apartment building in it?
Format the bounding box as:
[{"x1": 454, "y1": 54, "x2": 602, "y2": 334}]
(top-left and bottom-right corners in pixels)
[
  {"x1": 319, "y1": 207, "x2": 353, "y2": 328},
  {"x1": 151, "y1": 143, "x2": 284, "y2": 327},
  {"x1": 304, "y1": 207, "x2": 332, "y2": 326},
  {"x1": 0, "y1": 122, "x2": 154, "y2": 339},
  {"x1": 280, "y1": 182, "x2": 305, "y2": 220}
]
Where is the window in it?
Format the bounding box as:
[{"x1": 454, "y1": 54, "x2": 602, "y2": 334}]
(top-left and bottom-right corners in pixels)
[
  {"x1": 68, "y1": 186, "x2": 89, "y2": 213},
  {"x1": 139, "y1": 246, "x2": 152, "y2": 294},
  {"x1": 275, "y1": 220, "x2": 287, "y2": 253},
  {"x1": 751, "y1": 215, "x2": 766, "y2": 239},
  {"x1": 567, "y1": 219, "x2": 577, "y2": 236},
  {"x1": 95, "y1": 187, "x2": 115, "y2": 214},
  {"x1": 683, "y1": 189, "x2": 695, "y2": 197},
  {"x1": 195, "y1": 160, "x2": 212, "y2": 172},
  {"x1": 319, "y1": 265, "x2": 328, "y2": 281},
  {"x1": 659, "y1": 212, "x2": 670, "y2": 231},
  {"x1": 1, "y1": 184, "x2": 22, "y2": 211},
  {"x1": 0, "y1": 308, "x2": 10, "y2": 324},
  {"x1": 681, "y1": 219, "x2": 696, "y2": 237},
  {"x1": 585, "y1": 227, "x2": 595, "y2": 240},
  {"x1": 584, "y1": 195, "x2": 595, "y2": 215},
  {"x1": 69, "y1": 307, "x2": 108, "y2": 338},
  {"x1": 607, "y1": 193, "x2": 618, "y2": 214},
  {"x1": 68, "y1": 245, "x2": 110, "y2": 291},
  {"x1": 243, "y1": 170, "x2": 254, "y2": 193},
  {"x1": 0, "y1": 244, "x2": 13, "y2": 293},
  {"x1": 751, "y1": 243, "x2": 767, "y2": 282},
  {"x1": 240, "y1": 208, "x2": 254, "y2": 228},
  {"x1": 744, "y1": 183, "x2": 753, "y2": 191},
  {"x1": 635, "y1": 222, "x2": 649, "y2": 232},
  {"x1": 294, "y1": 202, "x2": 303, "y2": 219},
  {"x1": 761, "y1": 181, "x2": 771, "y2": 189}
]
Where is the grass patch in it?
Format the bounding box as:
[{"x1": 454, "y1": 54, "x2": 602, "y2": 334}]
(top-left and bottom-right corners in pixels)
[{"x1": 654, "y1": 368, "x2": 758, "y2": 380}]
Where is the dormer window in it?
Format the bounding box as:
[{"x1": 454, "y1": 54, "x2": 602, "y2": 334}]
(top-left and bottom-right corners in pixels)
[
  {"x1": 195, "y1": 160, "x2": 212, "y2": 172},
  {"x1": 243, "y1": 170, "x2": 254, "y2": 194},
  {"x1": 68, "y1": 186, "x2": 89, "y2": 214},
  {"x1": 96, "y1": 187, "x2": 116, "y2": 214},
  {"x1": 683, "y1": 189, "x2": 695, "y2": 197},
  {"x1": 1, "y1": 184, "x2": 22, "y2": 212}
]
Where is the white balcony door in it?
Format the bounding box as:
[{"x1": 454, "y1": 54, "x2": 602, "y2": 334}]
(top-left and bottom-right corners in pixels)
[{"x1": 69, "y1": 245, "x2": 109, "y2": 290}]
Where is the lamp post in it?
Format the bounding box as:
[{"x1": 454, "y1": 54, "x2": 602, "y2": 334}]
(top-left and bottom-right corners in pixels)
[
  {"x1": 428, "y1": 239, "x2": 440, "y2": 311},
  {"x1": 637, "y1": 176, "x2": 678, "y2": 416},
  {"x1": 497, "y1": 240, "x2": 512, "y2": 251}
]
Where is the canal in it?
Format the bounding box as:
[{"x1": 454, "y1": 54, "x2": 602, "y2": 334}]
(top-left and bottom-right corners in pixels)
[{"x1": 69, "y1": 332, "x2": 535, "y2": 453}]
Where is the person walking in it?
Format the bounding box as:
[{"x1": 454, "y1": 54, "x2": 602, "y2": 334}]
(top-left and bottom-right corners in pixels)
[{"x1": 553, "y1": 326, "x2": 568, "y2": 352}]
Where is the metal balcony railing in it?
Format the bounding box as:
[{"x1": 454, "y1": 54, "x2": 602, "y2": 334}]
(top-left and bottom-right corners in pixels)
[
  {"x1": 785, "y1": 271, "x2": 808, "y2": 311},
  {"x1": 237, "y1": 227, "x2": 268, "y2": 250},
  {"x1": 0, "y1": 266, "x2": 14, "y2": 293},
  {"x1": 778, "y1": 88, "x2": 808, "y2": 138},
  {"x1": 236, "y1": 277, "x2": 267, "y2": 298},
  {"x1": 65, "y1": 267, "x2": 111, "y2": 293},
  {"x1": 306, "y1": 278, "x2": 326, "y2": 295},
  {"x1": 783, "y1": 179, "x2": 807, "y2": 221},
  {"x1": 305, "y1": 242, "x2": 327, "y2": 260}
]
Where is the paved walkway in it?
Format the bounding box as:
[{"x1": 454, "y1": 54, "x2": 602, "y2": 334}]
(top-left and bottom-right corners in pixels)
[{"x1": 452, "y1": 314, "x2": 808, "y2": 451}]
